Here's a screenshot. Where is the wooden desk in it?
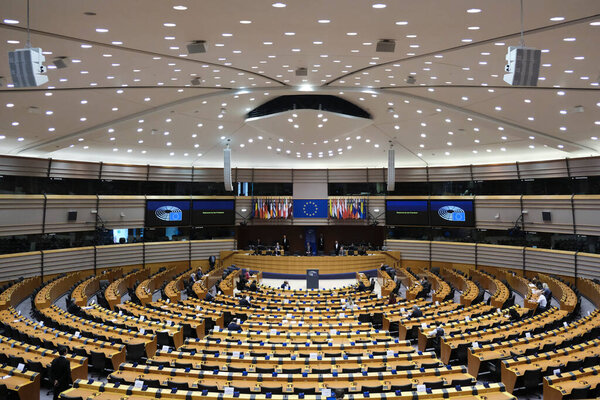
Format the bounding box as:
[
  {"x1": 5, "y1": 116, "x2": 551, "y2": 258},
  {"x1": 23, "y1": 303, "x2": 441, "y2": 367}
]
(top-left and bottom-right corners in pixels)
[
  {"x1": 0, "y1": 335, "x2": 87, "y2": 381},
  {"x1": 149, "y1": 348, "x2": 441, "y2": 373},
  {"x1": 109, "y1": 362, "x2": 474, "y2": 392},
  {"x1": 72, "y1": 268, "x2": 123, "y2": 307},
  {"x1": 440, "y1": 307, "x2": 566, "y2": 365},
  {"x1": 501, "y1": 338, "x2": 600, "y2": 393},
  {"x1": 440, "y1": 268, "x2": 478, "y2": 306},
  {"x1": 0, "y1": 364, "x2": 41, "y2": 400},
  {"x1": 80, "y1": 304, "x2": 185, "y2": 348},
  {"x1": 181, "y1": 337, "x2": 416, "y2": 356},
  {"x1": 469, "y1": 269, "x2": 509, "y2": 309},
  {"x1": 136, "y1": 265, "x2": 189, "y2": 306},
  {"x1": 61, "y1": 379, "x2": 517, "y2": 399},
  {"x1": 543, "y1": 366, "x2": 600, "y2": 400},
  {"x1": 228, "y1": 253, "x2": 387, "y2": 275},
  {"x1": 0, "y1": 277, "x2": 40, "y2": 311},
  {"x1": 467, "y1": 310, "x2": 600, "y2": 377},
  {"x1": 1, "y1": 309, "x2": 126, "y2": 370},
  {"x1": 105, "y1": 268, "x2": 150, "y2": 310},
  {"x1": 41, "y1": 304, "x2": 157, "y2": 358},
  {"x1": 536, "y1": 273, "x2": 578, "y2": 312}
]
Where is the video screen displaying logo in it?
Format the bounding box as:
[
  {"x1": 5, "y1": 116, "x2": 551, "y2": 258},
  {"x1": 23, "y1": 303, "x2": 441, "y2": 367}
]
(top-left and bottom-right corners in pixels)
[
  {"x1": 146, "y1": 200, "x2": 191, "y2": 226},
  {"x1": 438, "y1": 205, "x2": 466, "y2": 222},
  {"x1": 385, "y1": 200, "x2": 429, "y2": 225},
  {"x1": 155, "y1": 205, "x2": 182, "y2": 222},
  {"x1": 430, "y1": 200, "x2": 474, "y2": 227}
]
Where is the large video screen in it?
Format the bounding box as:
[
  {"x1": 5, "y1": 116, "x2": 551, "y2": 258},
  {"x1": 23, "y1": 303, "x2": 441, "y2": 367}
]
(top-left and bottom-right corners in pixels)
[
  {"x1": 385, "y1": 200, "x2": 429, "y2": 225},
  {"x1": 146, "y1": 200, "x2": 191, "y2": 227},
  {"x1": 192, "y1": 200, "x2": 235, "y2": 225},
  {"x1": 429, "y1": 200, "x2": 475, "y2": 227}
]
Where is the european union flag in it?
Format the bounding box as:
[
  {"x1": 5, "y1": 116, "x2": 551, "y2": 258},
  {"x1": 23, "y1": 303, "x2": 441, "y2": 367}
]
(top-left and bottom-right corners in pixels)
[{"x1": 293, "y1": 199, "x2": 328, "y2": 218}]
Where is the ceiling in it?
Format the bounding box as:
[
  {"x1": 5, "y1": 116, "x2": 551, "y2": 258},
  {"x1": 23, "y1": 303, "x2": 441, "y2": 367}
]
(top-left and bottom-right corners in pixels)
[{"x1": 0, "y1": 0, "x2": 598, "y2": 169}]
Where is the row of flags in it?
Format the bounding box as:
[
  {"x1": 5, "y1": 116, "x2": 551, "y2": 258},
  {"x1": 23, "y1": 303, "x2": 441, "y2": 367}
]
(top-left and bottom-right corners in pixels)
[
  {"x1": 252, "y1": 197, "x2": 366, "y2": 219},
  {"x1": 329, "y1": 197, "x2": 366, "y2": 220},
  {"x1": 253, "y1": 197, "x2": 293, "y2": 219}
]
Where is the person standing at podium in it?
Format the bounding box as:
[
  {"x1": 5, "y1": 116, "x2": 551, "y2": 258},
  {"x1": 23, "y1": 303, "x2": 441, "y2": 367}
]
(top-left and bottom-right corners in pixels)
[{"x1": 334, "y1": 240, "x2": 341, "y2": 256}]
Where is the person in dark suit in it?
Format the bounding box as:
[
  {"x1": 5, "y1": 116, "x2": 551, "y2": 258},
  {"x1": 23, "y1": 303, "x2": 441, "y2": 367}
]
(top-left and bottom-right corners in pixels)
[
  {"x1": 282, "y1": 235, "x2": 290, "y2": 252},
  {"x1": 542, "y1": 283, "x2": 552, "y2": 304},
  {"x1": 239, "y1": 296, "x2": 252, "y2": 308},
  {"x1": 208, "y1": 255, "x2": 216, "y2": 270},
  {"x1": 50, "y1": 347, "x2": 72, "y2": 400},
  {"x1": 280, "y1": 281, "x2": 291, "y2": 290},
  {"x1": 305, "y1": 242, "x2": 311, "y2": 256},
  {"x1": 334, "y1": 240, "x2": 340, "y2": 256},
  {"x1": 227, "y1": 319, "x2": 242, "y2": 331},
  {"x1": 318, "y1": 234, "x2": 325, "y2": 253},
  {"x1": 248, "y1": 280, "x2": 258, "y2": 292},
  {"x1": 409, "y1": 305, "x2": 423, "y2": 318}
]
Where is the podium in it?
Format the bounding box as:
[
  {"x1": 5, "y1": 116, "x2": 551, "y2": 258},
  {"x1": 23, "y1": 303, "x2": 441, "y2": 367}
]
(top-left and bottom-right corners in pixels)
[{"x1": 306, "y1": 269, "x2": 319, "y2": 289}]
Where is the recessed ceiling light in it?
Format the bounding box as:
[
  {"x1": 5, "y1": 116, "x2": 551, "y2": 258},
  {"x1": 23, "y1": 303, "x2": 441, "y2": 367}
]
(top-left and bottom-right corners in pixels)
[
  {"x1": 6, "y1": 103, "x2": 14, "y2": 108},
  {"x1": 95, "y1": 28, "x2": 108, "y2": 33},
  {"x1": 467, "y1": 8, "x2": 481, "y2": 13},
  {"x1": 284, "y1": 32, "x2": 295, "y2": 36},
  {"x1": 164, "y1": 36, "x2": 175, "y2": 40},
  {"x1": 3, "y1": 19, "x2": 19, "y2": 24},
  {"x1": 372, "y1": 3, "x2": 386, "y2": 8},
  {"x1": 272, "y1": 2, "x2": 286, "y2": 7},
  {"x1": 347, "y1": 32, "x2": 358, "y2": 36},
  {"x1": 468, "y1": 26, "x2": 480, "y2": 30},
  {"x1": 395, "y1": 21, "x2": 408, "y2": 25},
  {"x1": 318, "y1": 19, "x2": 330, "y2": 23},
  {"x1": 563, "y1": 37, "x2": 576, "y2": 41},
  {"x1": 590, "y1": 21, "x2": 600, "y2": 26},
  {"x1": 81, "y1": 44, "x2": 92, "y2": 48},
  {"x1": 557, "y1": 91, "x2": 565, "y2": 96},
  {"x1": 6, "y1": 40, "x2": 19, "y2": 44},
  {"x1": 222, "y1": 33, "x2": 233, "y2": 37},
  {"x1": 164, "y1": 23, "x2": 176, "y2": 27},
  {"x1": 240, "y1": 20, "x2": 252, "y2": 24},
  {"x1": 550, "y1": 17, "x2": 565, "y2": 21},
  {"x1": 173, "y1": 5, "x2": 187, "y2": 10}
]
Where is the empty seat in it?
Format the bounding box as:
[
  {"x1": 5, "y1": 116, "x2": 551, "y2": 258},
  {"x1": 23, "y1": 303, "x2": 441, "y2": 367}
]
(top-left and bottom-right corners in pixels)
[{"x1": 391, "y1": 383, "x2": 413, "y2": 392}]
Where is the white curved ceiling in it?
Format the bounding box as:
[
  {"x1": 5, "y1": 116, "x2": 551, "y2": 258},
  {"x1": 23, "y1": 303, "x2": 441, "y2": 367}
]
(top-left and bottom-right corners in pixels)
[{"x1": 0, "y1": 0, "x2": 598, "y2": 168}]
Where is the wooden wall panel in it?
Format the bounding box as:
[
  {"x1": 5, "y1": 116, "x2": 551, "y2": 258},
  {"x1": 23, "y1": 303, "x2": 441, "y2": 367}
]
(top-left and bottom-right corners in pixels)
[
  {"x1": 0, "y1": 155, "x2": 49, "y2": 177},
  {"x1": 525, "y1": 248, "x2": 575, "y2": 276},
  {"x1": 477, "y1": 244, "x2": 524, "y2": 270},
  {"x1": 522, "y1": 196, "x2": 574, "y2": 234},
  {"x1": 144, "y1": 241, "x2": 190, "y2": 264},
  {"x1": 148, "y1": 166, "x2": 192, "y2": 182},
  {"x1": 100, "y1": 163, "x2": 148, "y2": 181},
  {"x1": 519, "y1": 159, "x2": 569, "y2": 179},
  {"x1": 253, "y1": 169, "x2": 293, "y2": 182},
  {"x1": 395, "y1": 167, "x2": 428, "y2": 182},
  {"x1": 0, "y1": 251, "x2": 41, "y2": 281},
  {"x1": 428, "y1": 166, "x2": 471, "y2": 182},
  {"x1": 471, "y1": 163, "x2": 518, "y2": 181},
  {"x1": 573, "y1": 195, "x2": 600, "y2": 236},
  {"x1": 49, "y1": 160, "x2": 101, "y2": 179},
  {"x1": 96, "y1": 243, "x2": 143, "y2": 268},
  {"x1": 475, "y1": 196, "x2": 522, "y2": 230},
  {"x1": 190, "y1": 239, "x2": 235, "y2": 260},
  {"x1": 431, "y1": 241, "x2": 476, "y2": 264},
  {"x1": 43, "y1": 247, "x2": 94, "y2": 275},
  {"x1": 328, "y1": 169, "x2": 368, "y2": 183},
  {"x1": 0, "y1": 195, "x2": 45, "y2": 235},
  {"x1": 385, "y1": 239, "x2": 429, "y2": 260},
  {"x1": 98, "y1": 196, "x2": 145, "y2": 229},
  {"x1": 44, "y1": 195, "x2": 97, "y2": 233},
  {"x1": 576, "y1": 253, "x2": 600, "y2": 280}
]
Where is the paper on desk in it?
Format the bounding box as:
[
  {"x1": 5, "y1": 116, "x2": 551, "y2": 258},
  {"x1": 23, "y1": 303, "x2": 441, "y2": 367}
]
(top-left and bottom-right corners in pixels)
[{"x1": 134, "y1": 380, "x2": 144, "y2": 388}]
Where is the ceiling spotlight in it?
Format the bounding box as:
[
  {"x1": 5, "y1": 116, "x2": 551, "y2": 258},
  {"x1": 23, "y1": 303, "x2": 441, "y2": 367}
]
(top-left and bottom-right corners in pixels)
[
  {"x1": 53, "y1": 57, "x2": 68, "y2": 69},
  {"x1": 187, "y1": 40, "x2": 207, "y2": 54},
  {"x1": 191, "y1": 77, "x2": 201, "y2": 85},
  {"x1": 376, "y1": 39, "x2": 395, "y2": 53},
  {"x1": 406, "y1": 75, "x2": 416, "y2": 84}
]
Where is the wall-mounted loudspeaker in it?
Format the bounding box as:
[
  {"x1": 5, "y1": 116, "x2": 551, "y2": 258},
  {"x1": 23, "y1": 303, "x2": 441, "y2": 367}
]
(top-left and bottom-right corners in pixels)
[
  {"x1": 542, "y1": 211, "x2": 552, "y2": 222},
  {"x1": 224, "y1": 147, "x2": 233, "y2": 191},
  {"x1": 387, "y1": 148, "x2": 395, "y2": 191},
  {"x1": 67, "y1": 211, "x2": 78, "y2": 221}
]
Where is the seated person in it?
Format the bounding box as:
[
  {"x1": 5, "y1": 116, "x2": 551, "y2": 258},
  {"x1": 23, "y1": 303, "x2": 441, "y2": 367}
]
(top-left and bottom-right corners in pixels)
[
  {"x1": 357, "y1": 280, "x2": 367, "y2": 292},
  {"x1": 227, "y1": 318, "x2": 243, "y2": 331},
  {"x1": 205, "y1": 291, "x2": 214, "y2": 302},
  {"x1": 409, "y1": 305, "x2": 423, "y2": 318},
  {"x1": 535, "y1": 290, "x2": 548, "y2": 311},
  {"x1": 541, "y1": 282, "x2": 552, "y2": 304},
  {"x1": 249, "y1": 280, "x2": 258, "y2": 292},
  {"x1": 239, "y1": 296, "x2": 252, "y2": 308},
  {"x1": 508, "y1": 307, "x2": 521, "y2": 322},
  {"x1": 189, "y1": 272, "x2": 197, "y2": 283},
  {"x1": 342, "y1": 296, "x2": 357, "y2": 311},
  {"x1": 418, "y1": 277, "x2": 431, "y2": 298},
  {"x1": 389, "y1": 292, "x2": 397, "y2": 305},
  {"x1": 280, "y1": 281, "x2": 291, "y2": 290}
]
